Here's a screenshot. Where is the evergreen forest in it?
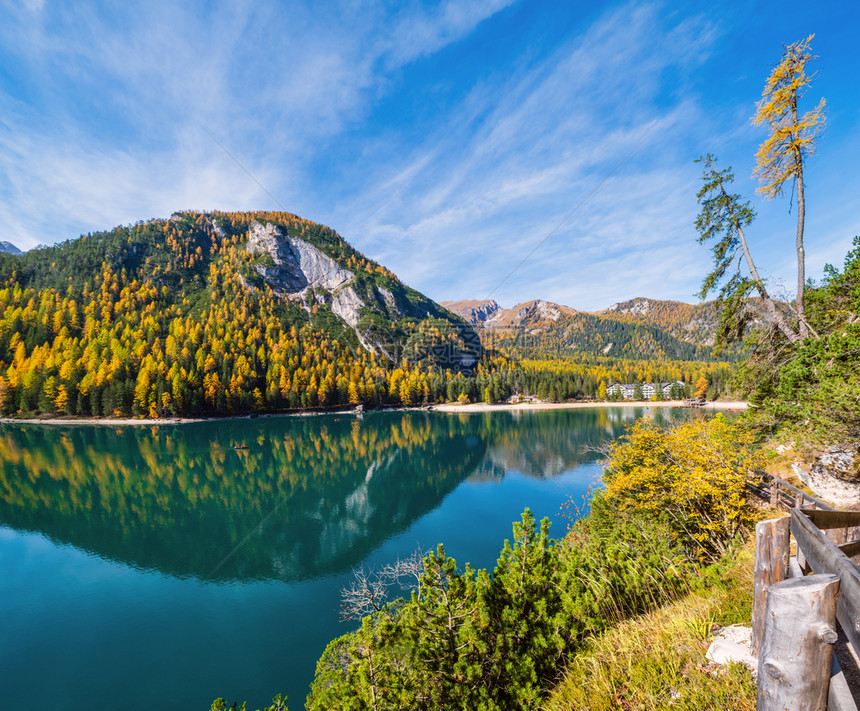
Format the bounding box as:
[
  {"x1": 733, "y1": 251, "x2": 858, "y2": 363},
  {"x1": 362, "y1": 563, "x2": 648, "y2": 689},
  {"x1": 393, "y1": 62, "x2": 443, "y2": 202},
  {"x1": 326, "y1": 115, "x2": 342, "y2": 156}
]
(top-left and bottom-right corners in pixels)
[{"x1": 0, "y1": 211, "x2": 733, "y2": 419}]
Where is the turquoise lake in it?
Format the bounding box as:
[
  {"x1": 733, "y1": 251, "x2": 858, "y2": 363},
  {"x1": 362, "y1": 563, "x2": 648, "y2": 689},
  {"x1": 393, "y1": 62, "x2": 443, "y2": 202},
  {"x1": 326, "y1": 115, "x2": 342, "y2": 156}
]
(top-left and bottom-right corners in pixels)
[{"x1": 0, "y1": 406, "x2": 692, "y2": 710}]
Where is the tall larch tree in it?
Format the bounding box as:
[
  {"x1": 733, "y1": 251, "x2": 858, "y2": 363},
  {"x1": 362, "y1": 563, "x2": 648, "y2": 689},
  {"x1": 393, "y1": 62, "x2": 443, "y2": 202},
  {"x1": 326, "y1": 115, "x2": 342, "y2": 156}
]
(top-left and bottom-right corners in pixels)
[
  {"x1": 696, "y1": 36, "x2": 825, "y2": 346},
  {"x1": 752, "y1": 34, "x2": 826, "y2": 338}
]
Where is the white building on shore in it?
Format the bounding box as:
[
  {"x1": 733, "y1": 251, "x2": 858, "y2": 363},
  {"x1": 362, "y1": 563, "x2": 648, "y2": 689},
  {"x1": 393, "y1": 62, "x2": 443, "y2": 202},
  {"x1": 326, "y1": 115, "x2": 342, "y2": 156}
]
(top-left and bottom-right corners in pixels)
[{"x1": 606, "y1": 381, "x2": 685, "y2": 400}]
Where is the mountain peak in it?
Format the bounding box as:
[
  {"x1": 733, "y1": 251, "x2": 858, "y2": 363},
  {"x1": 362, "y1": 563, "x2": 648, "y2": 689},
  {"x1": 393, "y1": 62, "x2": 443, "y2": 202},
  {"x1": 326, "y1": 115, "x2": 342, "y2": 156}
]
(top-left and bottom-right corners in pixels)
[
  {"x1": 602, "y1": 297, "x2": 656, "y2": 316},
  {"x1": 440, "y1": 299, "x2": 500, "y2": 326},
  {"x1": 599, "y1": 296, "x2": 697, "y2": 316},
  {"x1": 443, "y1": 298, "x2": 577, "y2": 329},
  {"x1": 0, "y1": 241, "x2": 22, "y2": 255}
]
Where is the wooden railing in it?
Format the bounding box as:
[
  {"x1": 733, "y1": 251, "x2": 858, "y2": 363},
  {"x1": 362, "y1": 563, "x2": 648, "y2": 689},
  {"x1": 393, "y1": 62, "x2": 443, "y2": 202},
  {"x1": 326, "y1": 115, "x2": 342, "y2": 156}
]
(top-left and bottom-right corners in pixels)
[
  {"x1": 749, "y1": 470, "x2": 834, "y2": 511},
  {"x1": 752, "y1": 473, "x2": 860, "y2": 710}
]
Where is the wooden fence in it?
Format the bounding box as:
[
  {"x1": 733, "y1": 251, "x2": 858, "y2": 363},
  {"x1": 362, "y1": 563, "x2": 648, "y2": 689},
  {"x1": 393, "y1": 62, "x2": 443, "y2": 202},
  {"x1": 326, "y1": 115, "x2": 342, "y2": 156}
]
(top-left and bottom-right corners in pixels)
[{"x1": 752, "y1": 472, "x2": 860, "y2": 710}]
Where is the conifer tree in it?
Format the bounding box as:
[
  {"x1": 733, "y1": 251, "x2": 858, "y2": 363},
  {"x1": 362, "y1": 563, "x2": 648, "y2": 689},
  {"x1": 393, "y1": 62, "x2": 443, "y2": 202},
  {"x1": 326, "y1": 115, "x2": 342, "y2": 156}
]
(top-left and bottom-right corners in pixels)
[
  {"x1": 696, "y1": 36, "x2": 825, "y2": 345},
  {"x1": 753, "y1": 35, "x2": 825, "y2": 338},
  {"x1": 479, "y1": 511, "x2": 563, "y2": 708}
]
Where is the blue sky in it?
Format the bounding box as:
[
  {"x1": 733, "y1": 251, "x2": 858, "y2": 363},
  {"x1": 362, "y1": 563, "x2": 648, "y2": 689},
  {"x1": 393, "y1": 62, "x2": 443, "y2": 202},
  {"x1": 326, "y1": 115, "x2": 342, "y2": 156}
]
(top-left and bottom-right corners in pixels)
[{"x1": 1, "y1": 0, "x2": 858, "y2": 310}]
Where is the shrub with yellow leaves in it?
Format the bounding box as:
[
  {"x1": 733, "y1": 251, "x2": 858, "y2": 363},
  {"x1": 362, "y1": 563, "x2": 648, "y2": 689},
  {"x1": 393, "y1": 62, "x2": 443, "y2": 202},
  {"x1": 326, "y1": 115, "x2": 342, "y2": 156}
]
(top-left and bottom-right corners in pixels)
[{"x1": 601, "y1": 415, "x2": 763, "y2": 562}]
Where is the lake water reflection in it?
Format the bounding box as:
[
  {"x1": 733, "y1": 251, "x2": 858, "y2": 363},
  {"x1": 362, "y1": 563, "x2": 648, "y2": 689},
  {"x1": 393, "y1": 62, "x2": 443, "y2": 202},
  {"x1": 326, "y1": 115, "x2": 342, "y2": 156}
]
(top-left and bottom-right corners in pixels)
[{"x1": 0, "y1": 406, "x2": 690, "y2": 710}]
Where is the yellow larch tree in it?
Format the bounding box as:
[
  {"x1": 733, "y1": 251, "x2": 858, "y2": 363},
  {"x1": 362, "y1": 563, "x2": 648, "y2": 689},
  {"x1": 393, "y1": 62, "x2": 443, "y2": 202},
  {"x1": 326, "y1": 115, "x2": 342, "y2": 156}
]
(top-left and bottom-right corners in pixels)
[{"x1": 753, "y1": 34, "x2": 825, "y2": 338}]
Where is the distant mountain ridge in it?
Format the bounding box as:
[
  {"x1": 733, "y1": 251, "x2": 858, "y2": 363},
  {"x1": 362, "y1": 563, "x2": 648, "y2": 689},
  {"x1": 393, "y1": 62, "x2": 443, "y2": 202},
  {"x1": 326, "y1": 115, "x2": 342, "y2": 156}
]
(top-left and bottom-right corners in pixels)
[
  {"x1": 441, "y1": 299, "x2": 501, "y2": 325},
  {"x1": 442, "y1": 296, "x2": 727, "y2": 361},
  {"x1": 0, "y1": 241, "x2": 22, "y2": 255},
  {"x1": 596, "y1": 297, "x2": 721, "y2": 346},
  {"x1": 441, "y1": 298, "x2": 579, "y2": 329}
]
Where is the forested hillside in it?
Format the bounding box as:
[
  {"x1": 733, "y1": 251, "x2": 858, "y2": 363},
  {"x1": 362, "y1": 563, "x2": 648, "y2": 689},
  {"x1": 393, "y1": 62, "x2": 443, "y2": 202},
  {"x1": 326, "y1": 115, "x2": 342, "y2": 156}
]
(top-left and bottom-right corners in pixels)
[
  {"x1": 0, "y1": 211, "x2": 482, "y2": 417},
  {"x1": 489, "y1": 310, "x2": 727, "y2": 361},
  {"x1": 0, "y1": 211, "x2": 739, "y2": 419},
  {"x1": 444, "y1": 297, "x2": 738, "y2": 361},
  {"x1": 598, "y1": 297, "x2": 724, "y2": 346}
]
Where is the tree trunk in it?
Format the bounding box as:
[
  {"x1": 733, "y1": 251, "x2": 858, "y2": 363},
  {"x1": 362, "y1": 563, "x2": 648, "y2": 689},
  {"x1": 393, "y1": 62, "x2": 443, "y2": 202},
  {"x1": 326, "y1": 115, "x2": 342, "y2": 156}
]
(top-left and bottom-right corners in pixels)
[
  {"x1": 792, "y1": 94, "x2": 808, "y2": 339},
  {"x1": 722, "y1": 186, "x2": 800, "y2": 343}
]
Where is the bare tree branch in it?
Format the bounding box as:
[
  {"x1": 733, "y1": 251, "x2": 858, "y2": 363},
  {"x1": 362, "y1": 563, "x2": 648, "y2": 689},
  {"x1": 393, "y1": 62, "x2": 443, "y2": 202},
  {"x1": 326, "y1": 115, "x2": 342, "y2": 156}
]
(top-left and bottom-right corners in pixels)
[{"x1": 340, "y1": 549, "x2": 427, "y2": 621}]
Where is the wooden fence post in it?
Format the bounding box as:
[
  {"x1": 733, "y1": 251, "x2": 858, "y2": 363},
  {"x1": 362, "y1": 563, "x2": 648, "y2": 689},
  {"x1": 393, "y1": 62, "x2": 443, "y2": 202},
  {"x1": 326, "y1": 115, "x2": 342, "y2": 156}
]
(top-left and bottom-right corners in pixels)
[
  {"x1": 757, "y1": 574, "x2": 840, "y2": 711},
  {"x1": 797, "y1": 545, "x2": 810, "y2": 576},
  {"x1": 795, "y1": 495, "x2": 811, "y2": 574},
  {"x1": 770, "y1": 479, "x2": 780, "y2": 508},
  {"x1": 752, "y1": 517, "x2": 791, "y2": 655}
]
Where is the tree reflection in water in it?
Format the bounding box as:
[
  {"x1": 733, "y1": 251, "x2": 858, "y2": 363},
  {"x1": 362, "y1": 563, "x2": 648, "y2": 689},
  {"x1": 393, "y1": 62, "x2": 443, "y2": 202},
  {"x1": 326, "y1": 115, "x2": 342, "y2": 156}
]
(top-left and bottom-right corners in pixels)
[{"x1": 0, "y1": 407, "x2": 686, "y2": 582}]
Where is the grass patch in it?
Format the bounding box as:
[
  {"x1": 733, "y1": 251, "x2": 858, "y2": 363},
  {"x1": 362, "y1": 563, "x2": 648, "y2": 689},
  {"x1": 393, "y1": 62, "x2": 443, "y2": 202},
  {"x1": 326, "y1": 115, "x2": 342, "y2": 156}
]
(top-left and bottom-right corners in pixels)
[{"x1": 543, "y1": 540, "x2": 757, "y2": 711}]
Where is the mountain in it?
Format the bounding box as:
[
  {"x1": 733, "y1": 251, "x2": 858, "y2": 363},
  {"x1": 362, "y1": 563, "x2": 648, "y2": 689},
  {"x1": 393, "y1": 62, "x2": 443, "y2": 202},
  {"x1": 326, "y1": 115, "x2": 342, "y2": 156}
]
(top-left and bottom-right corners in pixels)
[
  {"x1": 239, "y1": 218, "x2": 477, "y2": 360},
  {"x1": 0, "y1": 241, "x2": 22, "y2": 255},
  {"x1": 443, "y1": 296, "x2": 727, "y2": 361},
  {"x1": 596, "y1": 297, "x2": 721, "y2": 346},
  {"x1": 441, "y1": 298, "x2": 579, "y2": 328},
  {"x1": 440, "y1": 298, "x2": 500, "y2": 325},
  {"x1": 0, "y1": 210, "x2": 479, "y2": 417}
]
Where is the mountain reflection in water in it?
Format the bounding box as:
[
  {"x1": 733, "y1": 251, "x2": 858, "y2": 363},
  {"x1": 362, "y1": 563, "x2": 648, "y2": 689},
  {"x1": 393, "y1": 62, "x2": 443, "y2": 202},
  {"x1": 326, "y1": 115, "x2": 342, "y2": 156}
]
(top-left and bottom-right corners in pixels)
[{"x1": 0, "y1": 407, "x2": 684, "y2": 583}]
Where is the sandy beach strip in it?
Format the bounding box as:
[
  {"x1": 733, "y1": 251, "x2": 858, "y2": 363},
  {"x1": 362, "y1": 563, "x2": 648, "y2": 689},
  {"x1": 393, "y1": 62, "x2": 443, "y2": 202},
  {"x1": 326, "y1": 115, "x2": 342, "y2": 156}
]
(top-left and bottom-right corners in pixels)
[
  {"x1": 0, "y1": 399, "x2": 748, "y2": 426},
  {"x1": 430, "y1": 400, "x2": 749, "y2": 413}
]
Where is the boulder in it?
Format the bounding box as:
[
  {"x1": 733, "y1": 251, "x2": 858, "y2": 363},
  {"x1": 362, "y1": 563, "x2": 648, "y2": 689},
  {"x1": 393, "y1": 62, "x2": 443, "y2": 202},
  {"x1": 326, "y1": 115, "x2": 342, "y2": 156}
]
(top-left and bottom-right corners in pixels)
[{"x1": 794, "y1": 445, "x2": 860, "y2": 508}]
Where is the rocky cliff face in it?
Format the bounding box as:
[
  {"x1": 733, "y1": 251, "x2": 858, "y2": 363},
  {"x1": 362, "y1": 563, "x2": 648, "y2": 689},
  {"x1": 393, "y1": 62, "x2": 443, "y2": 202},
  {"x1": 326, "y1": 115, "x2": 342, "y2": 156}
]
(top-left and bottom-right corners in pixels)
[
  {"x1": 247, "y1": 220, "x2": 354, "y2": 294},
  {"x1": 604, "y1": 297, "x2": 653, "y2": 316},
  {"x1": 245, "y1": 220, "x2": 478, "y2": 364},
  {"x1": 245, "y1": 220, "x2": 381, "y2": 352}
]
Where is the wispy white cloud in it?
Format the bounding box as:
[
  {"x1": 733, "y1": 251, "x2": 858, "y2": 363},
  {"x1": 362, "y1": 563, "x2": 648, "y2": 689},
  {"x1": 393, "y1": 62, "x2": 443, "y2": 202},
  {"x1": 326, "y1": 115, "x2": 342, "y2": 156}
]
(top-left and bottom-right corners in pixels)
[
  {"x1": 0, "y1": 0, "x2": 515, "y2": 247},
  {"x1": 332, "y1": 3, "x2": 719, "y2": 309},
  {"x1": 0, "y1": 126, "x2": 271, "y2": 249},
  {"x1": 382, "y1": 0, "x2": 517, "y2": 65}
]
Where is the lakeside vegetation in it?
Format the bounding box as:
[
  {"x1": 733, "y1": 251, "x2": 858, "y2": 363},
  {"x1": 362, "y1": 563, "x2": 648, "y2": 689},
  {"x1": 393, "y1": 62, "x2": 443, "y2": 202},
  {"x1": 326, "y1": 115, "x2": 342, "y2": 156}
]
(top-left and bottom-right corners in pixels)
[
  {"x1": 543, "y1": 543, "x2": 757, "y2": 711},
  {"x1": 308, "y1": 416, "x2": 761, "y2": 711}
]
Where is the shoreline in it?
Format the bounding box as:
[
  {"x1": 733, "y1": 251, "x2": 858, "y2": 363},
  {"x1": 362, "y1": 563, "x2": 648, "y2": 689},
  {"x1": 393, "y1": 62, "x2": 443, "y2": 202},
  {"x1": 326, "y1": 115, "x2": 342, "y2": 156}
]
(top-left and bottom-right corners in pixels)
[
  {"x1": 0, "y1": 400, "x2": 748, "y2": 426},
  {"x1": 430, "y1": 400, "x2": 749, "y2": 413}
]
